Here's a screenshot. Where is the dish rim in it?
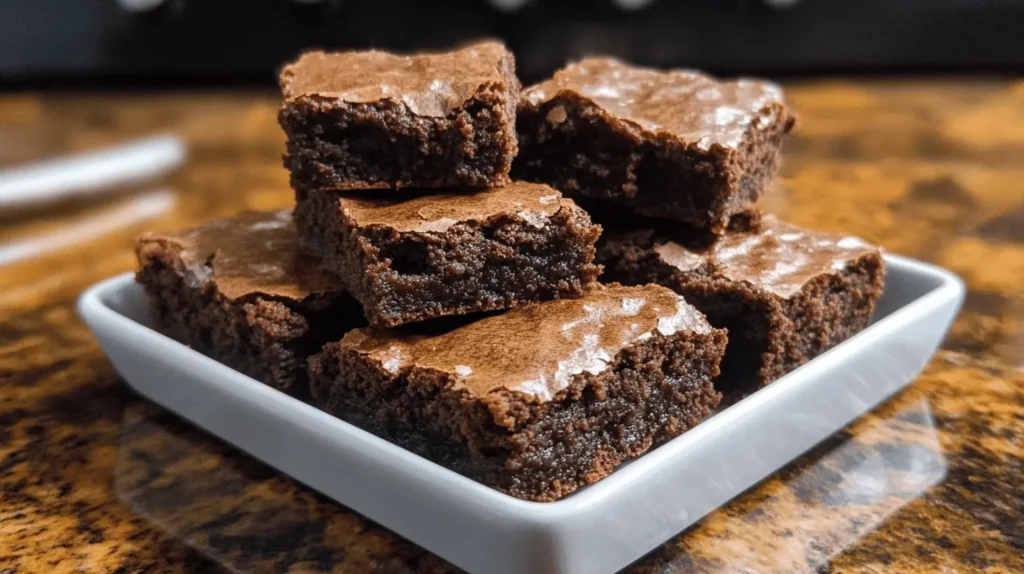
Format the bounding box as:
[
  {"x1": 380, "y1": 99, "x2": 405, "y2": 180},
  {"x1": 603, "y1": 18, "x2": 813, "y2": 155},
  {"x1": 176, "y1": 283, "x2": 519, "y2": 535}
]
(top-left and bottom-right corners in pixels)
[{"x1": 77, "y1": 253, "x2": 965, "y2": 523}]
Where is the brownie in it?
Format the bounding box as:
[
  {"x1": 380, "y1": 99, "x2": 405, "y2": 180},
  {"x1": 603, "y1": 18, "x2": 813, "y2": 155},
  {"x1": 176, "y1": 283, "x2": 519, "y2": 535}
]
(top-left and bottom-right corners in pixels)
[
  {"x1": 135, "y1": 210, "x2": 362, "y2": 392},
  {"x1": 294, "y1": 182, "x2": 602, "y2": 328},
  {"x1": 596, "y1": 215, "x2": 885, "y2": 397},
  {"x1": 514, "y1": 58, "x2": 796, "y2": 232},
  {"x1": 279, "y1": 41, "x2": 519, "y2": 192},
  {"x1": 308, "y1": 283, "x2": 726, "y2": 501}
]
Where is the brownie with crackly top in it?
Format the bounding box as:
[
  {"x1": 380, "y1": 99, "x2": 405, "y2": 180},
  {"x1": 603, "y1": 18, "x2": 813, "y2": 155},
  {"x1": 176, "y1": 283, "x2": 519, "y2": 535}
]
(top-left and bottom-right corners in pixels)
[
  {"x1": 596, "y1": 215, "x2": 884, "y2": 397},
  {"x1": 514, "y1": 58, "x2": 795, "y2": 232},
  {"x1": 308, "y1": 283, "x2": 726, "y2": 501},
  {"x1": 279, "y1": 41, "x2": 520, "y2": 192},
  {"x1": 135, "y1": 210, "x2": 362, "y2": 392},
  {"x1": 294, "y1": 182, "x2": 602, "y2": 328}
]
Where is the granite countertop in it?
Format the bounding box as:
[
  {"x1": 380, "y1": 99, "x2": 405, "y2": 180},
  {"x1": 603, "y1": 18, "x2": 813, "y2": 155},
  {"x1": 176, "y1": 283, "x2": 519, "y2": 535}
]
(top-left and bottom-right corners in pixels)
[{"x1": 0, "y1": 82, "x2": 1021, "y2": 573}]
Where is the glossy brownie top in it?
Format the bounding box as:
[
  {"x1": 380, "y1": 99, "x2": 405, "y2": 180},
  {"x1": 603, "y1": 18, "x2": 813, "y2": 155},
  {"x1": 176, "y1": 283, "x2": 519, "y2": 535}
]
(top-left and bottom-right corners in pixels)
[
  {"x1": 137, "y1": 210, "x2": 344, "y2": 301},
  {"x1": 337, "y1": 284, "x2": 712, "y2": 400},
  {"x1": 280, "y1": 41, "x2": 514, "y2": 117},
  {"x1": 333, "y1": 181, "x2": 574, "y2": 233},
  {"x1": 523, "y1": 58, "x2": 787, "y2": 151},
  {"x1": 651, "y1": 215, "x2": 881, "y2": 298}
]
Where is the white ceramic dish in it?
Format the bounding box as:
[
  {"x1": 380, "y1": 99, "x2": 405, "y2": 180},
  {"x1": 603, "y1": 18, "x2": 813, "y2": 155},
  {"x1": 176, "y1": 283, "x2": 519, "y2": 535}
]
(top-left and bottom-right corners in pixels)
[{"x1": 79, "y1": 254, "x2": 964, "y2": 574}]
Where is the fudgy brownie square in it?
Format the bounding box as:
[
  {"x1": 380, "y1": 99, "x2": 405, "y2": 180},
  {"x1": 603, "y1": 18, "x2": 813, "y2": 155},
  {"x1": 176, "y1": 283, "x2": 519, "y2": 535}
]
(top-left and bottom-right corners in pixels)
[
  {"x1": 294, "y1": 182, "x2": 602, "y2": 328},
  {"x1": 135, "y1": 210, "x2": 362, "y2": 392},
  {"x1": 308, "y1": 284, "x2": 726, "y2": 501},
  {"x1": 279, "y1": 41, "x2": 519, "y2": 192},
  {"x1": 514, "y1": 58, "x2": 796, "y2": 233},
  {"x1": 596, "y1": 215, "x2": 884, "y2": 397}
]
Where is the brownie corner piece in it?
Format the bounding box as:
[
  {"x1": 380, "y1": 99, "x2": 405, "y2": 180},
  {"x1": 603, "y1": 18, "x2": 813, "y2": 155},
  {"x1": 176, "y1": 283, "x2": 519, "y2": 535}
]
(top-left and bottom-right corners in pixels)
[
  {"x1": 597, "y1": 215, "x2": 884, "y2": 396},
  {"x1": 308, "y1": 283, "x2": 726, "y2": 501},
  {"x1": 279, "y1": 41, "x2": 519, "y2": 191},
  {"x1": 134, "y1": 210, "x2": 362, "y2": 392},
  {"x1": 294, "y1": 182, "x2": 602, "y2": 327},
  {"x1": 515, "y1": 58, "x2": 795, "y2": 232}
]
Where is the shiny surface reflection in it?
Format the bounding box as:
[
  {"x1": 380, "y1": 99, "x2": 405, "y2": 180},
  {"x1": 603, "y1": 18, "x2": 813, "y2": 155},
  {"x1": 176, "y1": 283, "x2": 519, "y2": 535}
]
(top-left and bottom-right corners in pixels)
[
  {"x1": 636, "y1": 398, "x2": 947, "y2": 573},
  {"x1": 634, "y1": 355, "x2": 1024, "y2": 574},
  {"x1": 1, "y1": 84, "x2": 1024, "y2": 572},
  {"x1": 111, "y1": 403, "x2": 448, "y2": 572},
  {"x1": 112, "y1": 395, "x2": 955, "y2": 574},
  {"x1": 113, "y1": 402, "x2": 450, "y2": 573}
]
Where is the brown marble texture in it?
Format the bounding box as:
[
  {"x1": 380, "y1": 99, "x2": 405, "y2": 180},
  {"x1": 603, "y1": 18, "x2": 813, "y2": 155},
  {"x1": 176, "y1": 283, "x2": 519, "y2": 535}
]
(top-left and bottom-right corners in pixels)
[{"x1": 0, "y1": 81, "x2": 1022, "y2": 573}]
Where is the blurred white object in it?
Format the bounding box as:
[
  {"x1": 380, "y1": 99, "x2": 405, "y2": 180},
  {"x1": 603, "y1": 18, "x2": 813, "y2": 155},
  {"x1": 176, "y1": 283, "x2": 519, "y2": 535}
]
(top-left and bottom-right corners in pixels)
[
  {"x1": 763, "y1": 0, "x2": 803, "y2": 7},
  {"x1": 0, "y1": 189, "x2": 175, "y2": 267},
  {"x1": 614, "y1": 0, "x2": 655, "y2": 11},
  {"x1": 489, "y1": 0, "x2": 532, "y2": 12},
  {"x1": 0, "y1": 134, "x2": 186, "y2": 211},
  {"x1": 116, "y1": 0, "x2": 165, "y2": 12}
]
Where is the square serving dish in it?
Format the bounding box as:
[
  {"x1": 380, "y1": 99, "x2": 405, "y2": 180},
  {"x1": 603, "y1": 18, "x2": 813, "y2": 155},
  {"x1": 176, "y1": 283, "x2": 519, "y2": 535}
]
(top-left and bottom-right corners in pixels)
[{"x1": 78, "y1": 254, "x2": 964, "y2": 574}]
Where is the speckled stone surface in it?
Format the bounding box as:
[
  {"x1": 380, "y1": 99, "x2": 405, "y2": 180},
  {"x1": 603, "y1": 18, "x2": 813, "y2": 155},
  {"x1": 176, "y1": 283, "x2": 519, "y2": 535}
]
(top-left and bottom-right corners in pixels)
[{"x1": 1, "y1": 83, "x2": 1023, "y2": 573}]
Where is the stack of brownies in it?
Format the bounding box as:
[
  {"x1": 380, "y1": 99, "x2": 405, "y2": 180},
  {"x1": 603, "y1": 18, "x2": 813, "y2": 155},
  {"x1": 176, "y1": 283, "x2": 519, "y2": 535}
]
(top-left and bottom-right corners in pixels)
[{"x1": 135, "y1": 41, "x2": 884, "y2": 502}]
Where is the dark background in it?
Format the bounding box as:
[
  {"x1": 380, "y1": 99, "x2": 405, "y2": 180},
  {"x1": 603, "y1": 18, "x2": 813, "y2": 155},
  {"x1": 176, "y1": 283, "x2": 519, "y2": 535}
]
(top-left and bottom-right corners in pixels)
[{"x1": 3, "y1": 0, "x2": 1024, "y2": 88}]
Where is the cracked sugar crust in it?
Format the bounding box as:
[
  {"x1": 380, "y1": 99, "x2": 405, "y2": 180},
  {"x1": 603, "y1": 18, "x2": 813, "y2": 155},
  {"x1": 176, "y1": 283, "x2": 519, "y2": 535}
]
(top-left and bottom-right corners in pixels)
[
  {"x1": 337, "y1": 283, "x2": 712, "y2": 400},
  {"x1": 137, "y1": 209, "x2": 345, "y2": 302},
  {"x1": 336, "y1": 181, "x2": 565, "y2": 232},
  {"x1": 522, "y1": 58, "x2": 789, "y2": 151},
  {"x1": 648, "y1": 215, "x2": 881, "y2": 299},
  {"x1": 281, "y1": 41, "x2": 513, "y2": 117}
]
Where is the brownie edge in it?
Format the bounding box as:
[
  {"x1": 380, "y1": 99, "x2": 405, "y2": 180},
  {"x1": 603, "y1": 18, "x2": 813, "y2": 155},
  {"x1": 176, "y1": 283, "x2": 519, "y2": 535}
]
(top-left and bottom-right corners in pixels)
[{"x1": 309, "y1": 284, "x2": 726, "y2": 501}]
